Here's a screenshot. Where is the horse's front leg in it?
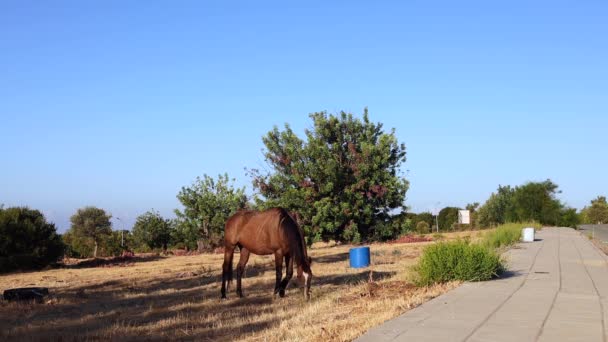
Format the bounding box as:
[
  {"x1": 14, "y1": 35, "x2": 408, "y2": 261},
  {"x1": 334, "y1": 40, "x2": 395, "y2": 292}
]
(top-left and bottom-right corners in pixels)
[
  {"x1": 273, "y1": 251, "x2": 284, "y2": 296},
  {"x1": 278, "y1": 255, "x2": 293, "y2": 297}
]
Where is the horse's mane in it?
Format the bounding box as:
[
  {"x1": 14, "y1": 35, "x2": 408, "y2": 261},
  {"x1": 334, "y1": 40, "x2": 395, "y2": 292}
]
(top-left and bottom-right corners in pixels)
[{"x1": 277, "y1": 209, "x2": 310, "y2": 271}]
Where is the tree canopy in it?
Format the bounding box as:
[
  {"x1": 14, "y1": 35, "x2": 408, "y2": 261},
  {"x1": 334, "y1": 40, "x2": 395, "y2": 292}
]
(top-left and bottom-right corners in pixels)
[
  {"x1": 581, "y1": 196, "x2": 608, "y2": 224},
  {"x1": 175, "y1": 173, "x2": 247, "y2": 250},
  {"x1": 438, "y1": 207, "x2": 460, "y2": 231},
  {"x1": 68, "y1": 206, "x2": 112, "y2": 258},
  {"x1": 133, "y1": 210, "x2": 173, "y2": 251},
  {"x1": 249, "y1": 109, "x2": 409, "y2": 243}
]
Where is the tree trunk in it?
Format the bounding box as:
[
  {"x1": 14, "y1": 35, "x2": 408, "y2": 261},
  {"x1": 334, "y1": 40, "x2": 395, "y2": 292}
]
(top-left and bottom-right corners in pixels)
[
  {"x1": 202, "y1": 221, "x2": 209, "y2": 237},
  {"x1": 93, "y1": 241, "x2": 98, "y2": 258},
  {"x1": 197, "y1": 239, "x2": 206, "y2": 253}
]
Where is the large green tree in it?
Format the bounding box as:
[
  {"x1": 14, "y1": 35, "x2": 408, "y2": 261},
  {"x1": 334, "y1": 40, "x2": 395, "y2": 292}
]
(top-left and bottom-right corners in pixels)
[
  {"x1": 438, "y1": 207, "x2": 460, "y2": 231},
  {"x1": 559, "y1": 207, "x2": 580, "y2": 228},
  {"x1": 476, "y1": 185, "x2": 516, "y2": 227},
  {"x1": 175, "y1": 174, "x2": 247, "y2": 250},
  {"x1": 249, "y1": 109, "x2": 409, "y2": 243},
  {"x1": 68, "y1": 206, "x2": 112, "y2": 258},
  {"x1": 133, "y1": 210, "x2": 173, "y2": 251},
  {"x1": 0, "y1": 207, "x2": 65, "y2": 272},
  {"x1": 511, "y1": 180, "x2": 562, "y2": 225},
  {"x1": 581, "y1": 196, "x2": 608, "y2": 224}
]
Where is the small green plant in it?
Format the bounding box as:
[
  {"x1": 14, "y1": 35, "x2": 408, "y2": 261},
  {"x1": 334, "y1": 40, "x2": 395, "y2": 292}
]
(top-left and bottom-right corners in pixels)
[
  {"x1": 432, "y1": 233, "x2": 445, "y2": 240},
  {"x1": 414, "y1": 240, "x2": 504, "y2": 286},
  {"x1": 416, "y1": 221, "x2": 430, "y2": 234},
  {"x1": 392, "y1": 249, "x2": 402, "y2": 256}
]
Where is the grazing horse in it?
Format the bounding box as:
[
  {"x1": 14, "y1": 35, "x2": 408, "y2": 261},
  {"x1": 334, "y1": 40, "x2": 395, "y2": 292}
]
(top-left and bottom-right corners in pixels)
[{"x1": 220, "y1": 207, "x2": 313, "y2": 300}]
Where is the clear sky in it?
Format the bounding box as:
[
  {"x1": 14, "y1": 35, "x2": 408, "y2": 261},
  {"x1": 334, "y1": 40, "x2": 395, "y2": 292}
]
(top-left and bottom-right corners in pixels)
[{"x1": 1, "y1": 1, "x2": 607, "y2": 232}]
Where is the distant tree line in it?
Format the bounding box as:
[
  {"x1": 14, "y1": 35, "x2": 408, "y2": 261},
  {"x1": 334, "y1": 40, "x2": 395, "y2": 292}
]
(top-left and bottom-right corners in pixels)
[
  {"x1": 476, "y1": 180, "x2": 580, "y2": 228},
  {"x1": 2, "y1": 109, "x2": 603, "y2": 272}
]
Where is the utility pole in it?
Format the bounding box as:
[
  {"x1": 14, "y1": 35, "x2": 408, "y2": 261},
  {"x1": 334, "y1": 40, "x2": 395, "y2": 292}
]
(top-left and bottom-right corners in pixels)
[
  {"x1": 436, "y1": 214, "x2": 440, "y2": 233},
  {"x1": 434, "y1": 202, "x2": 441, "y2": 233}
]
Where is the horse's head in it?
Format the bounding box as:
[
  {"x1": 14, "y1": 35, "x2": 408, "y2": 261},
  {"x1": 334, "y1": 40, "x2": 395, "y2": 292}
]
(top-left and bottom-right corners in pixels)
[{"x1": 297, "y1": 257, "x2": 313, "y2": 300}]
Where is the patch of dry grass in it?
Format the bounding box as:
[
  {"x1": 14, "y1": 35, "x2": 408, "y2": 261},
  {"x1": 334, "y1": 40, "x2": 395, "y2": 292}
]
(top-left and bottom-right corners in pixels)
[{"x1": 0, "y1": 233, "x2": 466, "y2": 341}]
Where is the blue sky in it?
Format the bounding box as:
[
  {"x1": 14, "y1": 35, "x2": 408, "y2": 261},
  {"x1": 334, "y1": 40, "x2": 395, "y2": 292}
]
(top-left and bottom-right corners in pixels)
[{"x1": 1, "y1": 1, "x2": 607, "y2": 232}]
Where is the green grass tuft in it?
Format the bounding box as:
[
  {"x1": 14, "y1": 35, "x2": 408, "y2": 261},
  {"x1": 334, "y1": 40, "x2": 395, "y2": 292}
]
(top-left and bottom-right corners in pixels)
[
  {"x1": 414, "y1": 240, "x2": 504, "y2": 286},
  {"x1": 481, "y1": 222, "x2": 541, "y2": 249}
]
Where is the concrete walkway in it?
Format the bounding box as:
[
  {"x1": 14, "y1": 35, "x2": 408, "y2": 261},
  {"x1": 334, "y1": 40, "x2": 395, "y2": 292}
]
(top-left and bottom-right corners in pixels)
[{"x1": 358, "y1": 228, "x2": 608, "y2": 342}]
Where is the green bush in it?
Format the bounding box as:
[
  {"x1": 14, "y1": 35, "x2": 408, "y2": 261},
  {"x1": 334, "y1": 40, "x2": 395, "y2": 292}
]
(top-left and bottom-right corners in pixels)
[
  {"x1": 414, "y1": 240, "x2": 504, "y2": 286},
  {"x1": 482, "y1": 222, "x2": 540, "y2": 249},
  {"x1": 62, "y1": 232, "x2": 94, "y2": 258},
  {"x1": 416, "y1": 221, "x2": 430, "y2": 234},
  {"x1": 0, "y1": 207, "x2": 65, "y2": 272}
]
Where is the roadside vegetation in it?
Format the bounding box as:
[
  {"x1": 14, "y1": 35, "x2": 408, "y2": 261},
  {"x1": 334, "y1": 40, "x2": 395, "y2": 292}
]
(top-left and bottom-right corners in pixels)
[
  {"x1": 414, "y1": 240, "x2": 503, "y2": 286},
  {"x1": 481, "y1": 222, "x2": 541, "y2": 250},
  {"x1": 414, "y1": 222, "x2": 540, "y2": 286}
]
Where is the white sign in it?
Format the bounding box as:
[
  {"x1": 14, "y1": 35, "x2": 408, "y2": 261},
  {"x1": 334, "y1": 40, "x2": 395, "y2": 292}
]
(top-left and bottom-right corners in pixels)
[{"x1": 458, "y1": 210, "x2": 470, "y2": 224}]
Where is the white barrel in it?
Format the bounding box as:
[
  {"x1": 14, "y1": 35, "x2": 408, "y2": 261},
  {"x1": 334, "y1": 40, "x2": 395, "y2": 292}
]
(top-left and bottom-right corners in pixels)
[{"x1": 522, "y1": 227, "x2": 535, "y2": 242}]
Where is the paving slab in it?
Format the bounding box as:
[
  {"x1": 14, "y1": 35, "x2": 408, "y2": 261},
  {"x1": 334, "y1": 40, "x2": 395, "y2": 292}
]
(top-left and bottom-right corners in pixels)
[{"x1": 357, "y1": 228, "x2": 608, "y2": 342}]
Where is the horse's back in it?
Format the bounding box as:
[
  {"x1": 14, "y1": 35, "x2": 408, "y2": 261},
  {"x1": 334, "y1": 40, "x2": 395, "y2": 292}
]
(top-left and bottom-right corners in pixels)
[{"x1": 224, "y1": 208, "x2": 287, "y2": 254}]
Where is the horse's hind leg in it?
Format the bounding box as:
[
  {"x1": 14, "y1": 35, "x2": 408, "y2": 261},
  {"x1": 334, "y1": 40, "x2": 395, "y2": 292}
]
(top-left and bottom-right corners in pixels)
[
  {"x1": 278, "y1": 255, "x2": 293, "y2": 297},
  {"x1": 273, "y1": 251, "x2": 284, "y2": 296},
  {"x1": 221, "y1": 245, "x2": 236, "y2": 299},
  {"x1": 236, "y1": 247, "x2": 250, "y2": 298}
]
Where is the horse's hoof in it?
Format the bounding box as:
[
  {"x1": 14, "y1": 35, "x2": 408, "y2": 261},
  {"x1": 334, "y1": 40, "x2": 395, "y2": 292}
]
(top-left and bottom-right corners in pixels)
[{"x1": 279, "y1": 289, "x2": 285, "y2": 297}]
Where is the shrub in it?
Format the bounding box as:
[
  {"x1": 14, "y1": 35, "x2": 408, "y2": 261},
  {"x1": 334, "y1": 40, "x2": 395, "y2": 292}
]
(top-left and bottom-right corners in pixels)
[
  {"x1": 416, "y1": 221, "x2": 430, "y2": 234},
  {"x1": 414, "y1": 240, "x2": 504, "y2": 286},
  {"x1": 0, "y1": 207, "x2": 65, "y2": 272},
  {"x1": 482, "y1": 222, "x2": 540, "y2": 249},
  {"x1": 399, "y1": 218, "x2": 414, "y2": 236},
  {"x1": 62, "y1": 231, "x2": 93, "y2": 258},
  {"x1": 100, "y1": 231, "x2": 126, "y2": 257}
]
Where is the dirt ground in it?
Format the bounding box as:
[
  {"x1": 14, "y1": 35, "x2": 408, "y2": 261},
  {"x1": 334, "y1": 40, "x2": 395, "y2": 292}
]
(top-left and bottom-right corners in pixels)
[{"x1": 0, "y1": 231, "x2": 485, "y2": 341}]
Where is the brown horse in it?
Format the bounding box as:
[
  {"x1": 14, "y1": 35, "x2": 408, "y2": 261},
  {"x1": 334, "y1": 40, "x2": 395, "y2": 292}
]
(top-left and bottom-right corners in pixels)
[{"x1": 220, "y1": 207, "x2": 313, "y2": 300}]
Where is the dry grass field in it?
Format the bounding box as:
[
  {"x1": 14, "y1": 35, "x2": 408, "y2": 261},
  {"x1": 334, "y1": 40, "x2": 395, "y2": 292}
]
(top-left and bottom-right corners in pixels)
[{"x1": 0, "y1": 231, "x2": 486, "y2": 341}]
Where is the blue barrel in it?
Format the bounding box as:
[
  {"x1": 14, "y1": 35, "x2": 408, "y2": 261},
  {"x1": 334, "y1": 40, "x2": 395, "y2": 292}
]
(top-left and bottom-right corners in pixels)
[{"x1": 349, "y1": 246, "x2": 371, "y2": 268}]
